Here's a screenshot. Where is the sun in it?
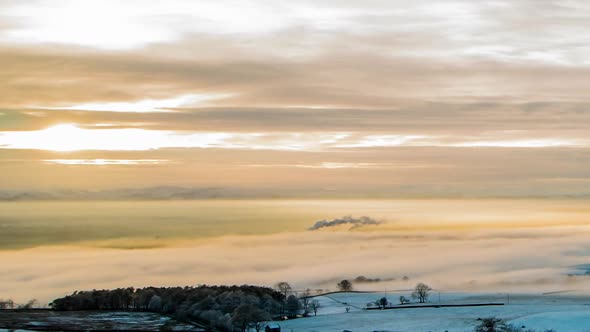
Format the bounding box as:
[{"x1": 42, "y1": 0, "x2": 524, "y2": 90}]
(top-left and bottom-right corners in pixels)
[
  {"x1": 12, "y1": 123, "x2": 86, "y2": 152},
  {"x1": 0, "y1": 123, "x2": 232, "y2": 151},
  {"x1": 0, "y1": 123, "x2": 137, "y2": 152}
]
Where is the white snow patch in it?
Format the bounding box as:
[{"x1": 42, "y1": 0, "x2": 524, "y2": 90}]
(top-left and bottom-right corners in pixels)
[{"x1": 281, "y1": 292, "x2": 590, "y2": 332}]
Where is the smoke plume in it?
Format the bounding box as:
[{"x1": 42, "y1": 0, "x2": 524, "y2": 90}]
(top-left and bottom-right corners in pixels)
[{"x1": 308, "y1": 216, "x2": 382, "y2": 231}]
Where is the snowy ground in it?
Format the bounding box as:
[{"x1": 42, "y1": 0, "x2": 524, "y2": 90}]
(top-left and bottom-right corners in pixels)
[
  {"x1": 2, "y1": 293, "x2": 590, "y2": 332},
  {"x1": 280, "y1": 292, "x2": 590, "y2": 332},
  {"x1": 0, "y1": 310, "x2": 199, "y2": 331}
]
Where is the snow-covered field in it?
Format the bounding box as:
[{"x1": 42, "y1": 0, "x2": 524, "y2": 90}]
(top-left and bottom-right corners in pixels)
[
  {"x1": 2, "y1": 293, "x2": 590, "y2": 332},
  {"x1": 280, "y1": 292, "x2": 590, "y2": 332},
  {"x1": 0, "y1": 311, "x2": 199, "y2": 331}
]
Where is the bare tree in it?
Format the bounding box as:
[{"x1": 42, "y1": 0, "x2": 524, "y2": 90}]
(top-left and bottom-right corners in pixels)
[
  {"x1": 309, "y1": 300, "x2": 320, "y2": 316},
  {"x1": 411, "y1": 283, "x2": 432, "y2": 303},
  {"x1": 0, "y1": 299, "x2": 15, "y2": 309},
  {"x1": 18, "y1": 299, "x2": 38, "y2": 309},
  {"x1": 275, "y1": 281, "x2": 292, "y2": 298},
  {"x1": 337, "y1": 279, "x2": 353, "y2": 291},
  {"x1": 300, "y1": 289, "x2": 311, "y2": 316},
  {"x1": 399, "y1": 295, "x2": 410, "y2": 305}
]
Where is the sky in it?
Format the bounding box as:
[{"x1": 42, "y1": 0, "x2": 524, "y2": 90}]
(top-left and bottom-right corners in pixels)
[
  {"x1": 3, "y1": 1, "x2": 590, "y2": 304},
  {"x1": 1, "y1": 0, "x2": 590, "y2": 196}
]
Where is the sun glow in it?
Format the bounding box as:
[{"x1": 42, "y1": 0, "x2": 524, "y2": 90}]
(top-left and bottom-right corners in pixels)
[
  {"x1": 34, "y1": 94, "x2": 232, "y2": 113},
  {"x1": 0, "y1": 124, "x2": 232, "y2": 152},
  {"x1": 24, "y1": 124, "x2": 87, "y2": 152},
  {"x1": 1, "y1": 123, "x2": 585, "y2": 153},
  {"x1": 0, "y1": 124, "x2": 425, "y2": 152}
]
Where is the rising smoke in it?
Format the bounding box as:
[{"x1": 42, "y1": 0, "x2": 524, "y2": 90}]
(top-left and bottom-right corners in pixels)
[{"x1": 308, "y1": 215, "x2": 383, "y2": 231}]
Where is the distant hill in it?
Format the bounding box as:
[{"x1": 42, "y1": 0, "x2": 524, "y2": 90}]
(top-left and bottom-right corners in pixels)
[{"x1": 1, "y1": 186, "x2": 589, "y2": 201}]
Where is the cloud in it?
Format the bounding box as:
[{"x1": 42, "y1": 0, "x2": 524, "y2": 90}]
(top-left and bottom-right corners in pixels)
[
  {"x1": 43, "y1": 159, "x2": 169, "y2": 166},
  {"x1": 308, "y1": 216, "x2": 383, "y2": 231},
  {"x1": 0, "y1": 1, "x2": 589, "y2": 197},
  {"x1": 2, "y1": 34, "x2": 590, "y2": 112},
  {"x1": 1, "y1": 145, "x2": 590, "y2": 197},
  {"x1": 0, "y1": 1, "x2": 588, "y2": 113},
  {"x1": 3, "y1": 102, "x2": 590, "y2": 151},
  {"x1": 3, "y1": 101, "x2": 590, "y2": 140}
]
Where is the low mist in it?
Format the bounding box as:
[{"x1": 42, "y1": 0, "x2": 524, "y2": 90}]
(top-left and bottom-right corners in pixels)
[{"x1": 3, "y1": 199, "x2": 590, "y2": 304}]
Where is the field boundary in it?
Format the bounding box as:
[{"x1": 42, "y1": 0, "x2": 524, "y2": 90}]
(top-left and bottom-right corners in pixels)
[{"x1": 365, "y1": 302, "x2": 505, "y2": 310}]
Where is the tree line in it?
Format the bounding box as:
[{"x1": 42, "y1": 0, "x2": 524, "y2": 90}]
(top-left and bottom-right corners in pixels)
[
  {"x1": 0, "y1": 298, "x2": 38, "y2": 309},
  {"x1": 50, "y1": 285, "x2": 285, "y2": 332}
]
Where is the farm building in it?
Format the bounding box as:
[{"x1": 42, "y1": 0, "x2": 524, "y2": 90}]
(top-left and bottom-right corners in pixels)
[{"x1": 265, "y1": 323, "x2": 281, "y2": 332}]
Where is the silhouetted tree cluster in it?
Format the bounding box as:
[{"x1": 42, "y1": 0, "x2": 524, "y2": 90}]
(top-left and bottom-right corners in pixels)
[
  {"x1": 337, "y1": 279, "x2": 353, "y2": 291},
  {"x1": 50, "y1": 285, "x2": 284, "y2": 331},
  {"x1": 0, "y1": 298, "x2": 38, "y2": 309},
  {"x1": 231, "y1": 304, "x2": 270, "y2": 332},
  {"x1": 473, "y1": 317, "x2": 555, "y2": 332},
  {"x1": 0, "y1": 299, "x2": 15, "y2": 309},
  {"x1": 411, "y1": 282, "x2": 432, "y2": 303},
  {"x1": 354, "y1": 275, "x2": 382, "y2": 283},
  {"x1": 377, "y1": 297, "x2": 388, "y2": 309},
  {"x1": 18, "y1": 299, "x2": 38, "y2": 309}
]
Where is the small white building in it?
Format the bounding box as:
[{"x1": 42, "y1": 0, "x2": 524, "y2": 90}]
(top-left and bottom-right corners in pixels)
[{"x1": 265, "y1": 323, "x2": 281, "y2": 332}]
